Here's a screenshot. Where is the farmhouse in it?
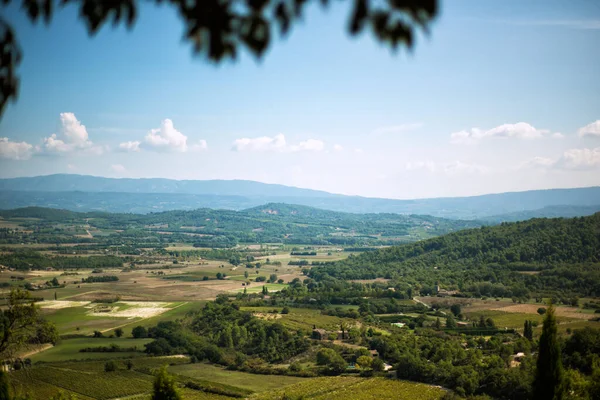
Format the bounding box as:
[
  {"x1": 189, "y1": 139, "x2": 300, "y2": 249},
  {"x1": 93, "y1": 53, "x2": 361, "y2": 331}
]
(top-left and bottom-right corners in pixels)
[
  {"x1": 435, "y1": 285, "x2": 459, "y2": 297},
  {"x1": 312, "y1": 328, "x2": 328, "y2": 340}
]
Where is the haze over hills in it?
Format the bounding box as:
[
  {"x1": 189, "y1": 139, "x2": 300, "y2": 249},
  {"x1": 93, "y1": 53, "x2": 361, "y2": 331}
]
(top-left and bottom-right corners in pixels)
[{"x1": 1, "y1": 174, "x2": 600, "y2": 220}]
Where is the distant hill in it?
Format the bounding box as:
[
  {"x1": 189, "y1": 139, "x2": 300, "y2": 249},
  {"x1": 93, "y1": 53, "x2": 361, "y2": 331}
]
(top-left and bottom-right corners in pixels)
[
  {"x1": 309, "y1": 213, "x2": 600, "y2": 297},
  {"x1": 483, "y1": 205, "x2": 600, "y2": 223},
  {"x1": 0, "y1": 204, "x2": 482, "y2": 246},
  {"x1": 1, "y1": 174, "x2": 600, "y2": 219}
]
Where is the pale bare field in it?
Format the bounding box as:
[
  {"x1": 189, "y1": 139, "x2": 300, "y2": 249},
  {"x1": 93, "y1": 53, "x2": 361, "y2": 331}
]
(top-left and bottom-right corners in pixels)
[
  {"x1": 492, "y1": 303, "x2": 596, "y2": 320},
  {"x1": 39, "y1": 300, "x2": 90, "y2": 309}
]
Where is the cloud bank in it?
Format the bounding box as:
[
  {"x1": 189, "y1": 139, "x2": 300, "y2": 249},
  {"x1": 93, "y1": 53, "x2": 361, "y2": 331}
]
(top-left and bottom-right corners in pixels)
[
  {"x1": 231, "y1": 134, "x2": 324, "y2": 153},
  {"x1": 451, "y1": 122, "x2": 558, "y2": 144}
]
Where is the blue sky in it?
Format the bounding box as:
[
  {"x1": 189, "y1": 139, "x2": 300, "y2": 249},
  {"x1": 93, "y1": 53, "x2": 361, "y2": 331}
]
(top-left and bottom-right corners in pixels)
[{"x1": 1, "y1": 0, "x2": 599, "y2": 199}]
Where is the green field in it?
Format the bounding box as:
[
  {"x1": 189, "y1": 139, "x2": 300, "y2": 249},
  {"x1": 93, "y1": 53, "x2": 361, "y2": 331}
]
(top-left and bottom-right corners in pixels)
[
  {"x1": 30, "y1": 337, "x2": 153, "y2": 363},
  {"x1": 464, "y1": 310, "x2": 579, "y2": 330},
  {"x1": 12, "y1": 357, "x2": 242, "y2": 400},
  {"x1": 42, "y1": 305, "x2": 136, "y2": 335},
  {"x1": 14, "y1": 366, "x2": 153, "y2": 400},
  {"x1": 251, "y1": 377, "x2": 445, "y2": 400},
  {"x1": 241, "y1": 306, "x2": 352, "y2": 331},
  {"x1": 169, "y1": 362, "x2": 308, "y2": 393},
  {"x1": 40, "y1": 301, "x2": 184, "y2": 336},
  {"x1": 233, "y1": 283, "x2": 288, "y2": 293}
]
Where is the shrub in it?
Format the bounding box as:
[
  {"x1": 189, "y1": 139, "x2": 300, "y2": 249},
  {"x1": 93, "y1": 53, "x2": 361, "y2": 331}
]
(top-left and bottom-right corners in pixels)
[
  {"x1": 104, "y1": 361, "x2": 117, "y2": 372},
  {"x1": 132, "y1": 326, "x2": 148, "y2": 338}
]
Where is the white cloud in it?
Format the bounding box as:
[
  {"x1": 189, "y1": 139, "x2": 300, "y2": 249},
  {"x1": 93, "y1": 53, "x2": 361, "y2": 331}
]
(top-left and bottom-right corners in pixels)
[
  {"x1": 290, "y1": 139, "x2": 325, "y2": 152},
  {"x1": 111, "y1": 164, "x2": 126, "y2": 172},
  {"x1": 59, "y1": 112, "x2": 91, "y2": 147},
  {"x1": 118, "y1": 141, "x2": 141, "y2": 152},
  {"x1": 190, "y1": 140, "x2": 208, "y2": 152},
  {"x1": 577, "y1": 120, "x2": 600, "y2": 138},
  {"x1": 67, "y1": 164, "x2": 77, "y2": 170},
  {"x1": 0, "y1": 138, "x2": 34, "y2": 160},
  {"x1": 145, "y1": 119, "x2": 189, "y2": 152},
  {"x1": 333, "y1": 144, "x2": 343, "y2": 152},
  {"x1": 525, "y1": 147, "x2": 600, "y2": 171},
  {"x1": 231, "y1": 134, "x2": 323, "y2": 153},
  {"x1": 552, "y1": 132, "x2": 565, "y2": 139},
  {"x1": 43, "y1": 134, "x2": 71, "y2": 153},
  {"x1": 42, "y1": 113, "x2": 103, "y2": 154},
  {"x1": 232, "y1": 134, "x2": 286, "y2": 152},
  {"x1": 555, "y1": 148, "x2": 600, "y2": 170},
  {"x1": 451, "y1": 122, "x2": 552, "y2": 144}
]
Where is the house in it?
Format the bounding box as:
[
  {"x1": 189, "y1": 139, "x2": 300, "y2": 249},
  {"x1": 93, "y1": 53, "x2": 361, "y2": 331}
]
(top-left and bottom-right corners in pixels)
[
  {"x1": 391, "y1": 322, "x2": 406, "y2": 328},
  {"x1": 457, "y1": 321, "x2": 469, "y2": 328},
  {"x1": 369, "y1": 350, "x2": 379, "y2": 357},
  {"x1": 312, "y1": 328, "x2": 328, "y2": 340},
  {"x1": 510, "y1": 352, "x2": 526, "y2": 368},
  {"x1": 435, "y1": 285, "x2": 459, "y2": 297}
]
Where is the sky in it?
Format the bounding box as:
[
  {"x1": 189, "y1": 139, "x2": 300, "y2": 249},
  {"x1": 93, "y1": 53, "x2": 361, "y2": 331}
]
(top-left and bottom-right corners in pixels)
[{"x1": 0, "y1": 0, "x2": 599, "y2": 200}]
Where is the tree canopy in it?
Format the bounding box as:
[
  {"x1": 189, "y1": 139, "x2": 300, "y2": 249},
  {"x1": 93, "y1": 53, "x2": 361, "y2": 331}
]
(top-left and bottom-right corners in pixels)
[{"x1": 0, "y1": 288, "x2": 58, "y2": 359}]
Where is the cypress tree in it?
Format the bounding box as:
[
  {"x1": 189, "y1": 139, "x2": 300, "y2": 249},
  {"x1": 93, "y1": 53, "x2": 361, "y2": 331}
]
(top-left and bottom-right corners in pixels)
[
  {"x1": 0, "y1": 370, "x2": 10, "y2": 400},
  {"x1": 534, "y1": 304, "x2": 564, "y2": 400},
  {"x1": 524, "y1": 320, "x2": 533, "y2": 341}
]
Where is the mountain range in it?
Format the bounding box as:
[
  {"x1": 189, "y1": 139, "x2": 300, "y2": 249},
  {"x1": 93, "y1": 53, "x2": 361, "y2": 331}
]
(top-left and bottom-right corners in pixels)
[{"x1": 1, "y1": 174, "x2": 599, "y2": 220}]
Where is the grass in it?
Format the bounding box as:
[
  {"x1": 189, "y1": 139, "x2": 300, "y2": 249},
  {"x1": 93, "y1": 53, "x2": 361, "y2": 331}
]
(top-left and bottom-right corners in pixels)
[
  {"x1": 14, "y1": 357, "x2": 200, "y2": 400},
  {"x1": 42, "y1": 305, "x2": 136, "y2": 336},
  {"x1": 234, "y1": 283, "x2": 288, "y2": 293},
  {"x1": 555, "y1": 319, "x2": 600, "y2": 335},
  {"x1": 11, "y1": 372, "x2": 95, "y2": 400},
  {"x1": 116, "y1": 300, "x2": 203, "y2": 336},
  {"x1": 241, "y1": 306, "x2": 352, "y2": 331},
  {"x1": 465, "y1": 310, "x2": 580, "y2": 330},
  {"x1": 169, "y1": 362, "x2": 308, "y2": 393},
  {"x1": 20, "y1": 366, "x2": 153, "y2": 400},
  {"x1": 30, "y1": 337, "x2": 153, "y2": 363},
  {"x1": 41, "y1": 300, "x2": 184, "y2": 336},
  {"x1": 251, "y1": 377, "x2": 445, "y2": 400}
]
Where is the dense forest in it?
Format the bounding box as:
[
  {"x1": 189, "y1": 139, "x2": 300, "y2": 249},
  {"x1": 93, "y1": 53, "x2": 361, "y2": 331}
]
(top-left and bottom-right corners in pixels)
[{"x1": 309, "y1": 214, "x2": 600, "y2": 298}]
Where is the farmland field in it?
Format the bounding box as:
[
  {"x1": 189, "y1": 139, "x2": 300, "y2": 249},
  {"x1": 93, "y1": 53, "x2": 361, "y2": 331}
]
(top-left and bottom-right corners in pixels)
[
  {"x1": 30, "y1": 337, "x2": 153, "y2": 362},
  {"x1": 251, "y1": 377, "x2": 445, "y2": 400},
  {"x1": 169, "y1": 362, "x2": 308, "y2": 392},
  {"x1": 40, "y1": 300, "x2": 177, "y2": 335},
  {"x1": 241, "y1": 306, "x2": 354, "y2": 331}
]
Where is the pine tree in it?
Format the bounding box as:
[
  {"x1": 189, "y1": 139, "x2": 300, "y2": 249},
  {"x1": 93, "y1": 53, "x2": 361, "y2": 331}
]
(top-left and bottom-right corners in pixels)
[{"x1": 534, "y1": 304, "x2": 564, "y2": 400}]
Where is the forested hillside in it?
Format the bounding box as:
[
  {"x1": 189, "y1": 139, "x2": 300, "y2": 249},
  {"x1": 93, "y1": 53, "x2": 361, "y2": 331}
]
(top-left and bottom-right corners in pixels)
[
  {"x1": 310, "y1": 214, "x2": 600, "y2": 298},
  {"x1": 0, "y1": 204, "x2": 481, "y2": 246}
]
